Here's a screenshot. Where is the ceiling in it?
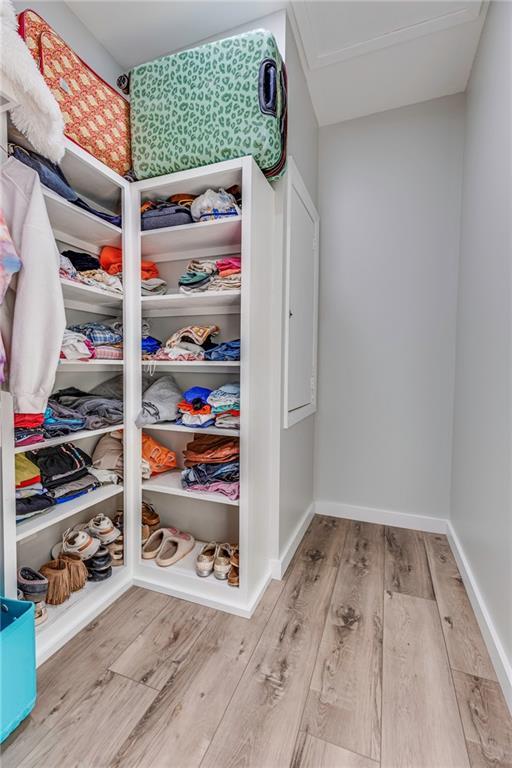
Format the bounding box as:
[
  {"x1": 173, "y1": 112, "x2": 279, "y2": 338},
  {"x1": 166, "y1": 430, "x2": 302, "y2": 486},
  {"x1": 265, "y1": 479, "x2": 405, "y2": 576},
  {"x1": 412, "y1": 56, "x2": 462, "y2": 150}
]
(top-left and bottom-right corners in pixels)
[
  {"x1": 67, "y1": 0, "x2": 486, "y2": 127},
  {"x1": 289, "y1": 1, "x2": 486, "y2": 125}
]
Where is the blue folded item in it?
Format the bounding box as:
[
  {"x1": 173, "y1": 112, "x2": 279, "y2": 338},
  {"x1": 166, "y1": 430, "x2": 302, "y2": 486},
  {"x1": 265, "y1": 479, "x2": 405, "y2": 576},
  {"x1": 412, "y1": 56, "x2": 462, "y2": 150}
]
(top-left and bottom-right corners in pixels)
[
  {"x1": 141, "y1": 336, "x2": 162, "y2": 354},
  {"x1": 204, "y1": 339, "x2": 240, "y2": 361},
  {"x1": 175, "y1": 417, "x2": 216, "y2": 429},
  {"x1": 182, "y1": 460, "x2": 240, "y2": 486},
  {"x1": 54, "y1": 487, "x2": 94, "y2": 504},
  {"x1": 182, "y1": 386, "x2": 212, "y2": 404},
  {"x1": 9, "y1": 144, "x2": 122, "y2": 227},
  {"x1": 68, "y1": 323, "x2": 123, "y2": 346},
  {"x1": 43, "y1": 406, "x2": 86, "y2": 433}
]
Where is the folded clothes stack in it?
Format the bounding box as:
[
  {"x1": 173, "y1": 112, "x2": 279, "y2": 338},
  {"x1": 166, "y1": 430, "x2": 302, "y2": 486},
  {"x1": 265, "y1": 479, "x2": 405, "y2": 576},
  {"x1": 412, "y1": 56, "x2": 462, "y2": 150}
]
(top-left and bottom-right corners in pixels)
[
  {"x1": 49, "y1": 375, "x2": 124, "y2": 430},
  {"x1": 64, "y1": 322, "x2": 123, "y2": 361},
  {"x1": 15, "y1": 453, "x2": 54, "y2": 520},
  {"x1": 16, "y1": 443, "x2": 100, "y2": 522},
  {"x1": 178, "y1": 256, "x2": 241, "y2": 294},
  {"x1": 181, "y1": 434, "x2": 240, "y2": 500},
  {"x1": 207, "y1": 382, "x2": 241, "y2": 430},
  {"x1": 150, "y1": 324, "x2": 220, "y2": 361},
  {"x1": 60, "y1": 250, "x2": 123, "y2": 296},
  {"x1": 100, "y1": 246, "x2": 168, "y2": 296},
  {"x1": 140, "y1": 186, "x2": 241, "y2": 232},
  {"x1": 136, "y1": 374, "x2": 182, "y2": 426},
  {"x1": 14, "y1": 412, "x2": 46, "y2": 447},
  {"x1": 176, "y1": 386, "x2": 216, "y2": 429},
  {"x1": 141, "y1": 432, "x2": 177, "y2": 479},
  {"x1": 91, "y1": 430, "x2": 124, "y2": 483},
  {"x1": 143, "y1": 324, "x2": 240, "y2": 362}
]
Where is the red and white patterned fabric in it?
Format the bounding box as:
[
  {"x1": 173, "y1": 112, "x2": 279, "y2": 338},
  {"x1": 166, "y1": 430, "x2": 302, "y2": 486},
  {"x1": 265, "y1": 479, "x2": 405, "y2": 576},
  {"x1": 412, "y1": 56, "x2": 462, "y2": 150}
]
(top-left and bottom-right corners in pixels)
[{"x1": 18, "y1": 10, "x2": 131, "y2": 176}]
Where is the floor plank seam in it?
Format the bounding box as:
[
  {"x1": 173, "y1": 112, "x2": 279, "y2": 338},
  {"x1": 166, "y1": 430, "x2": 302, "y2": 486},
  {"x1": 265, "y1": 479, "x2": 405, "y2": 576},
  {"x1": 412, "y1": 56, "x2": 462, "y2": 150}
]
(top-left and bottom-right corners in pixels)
[
  {"x1": 107, "y1": 667, "x2": 162, "y2": 692},
  {"x1": 426, "y1": 538, "x2": 473, "y2": 768}
]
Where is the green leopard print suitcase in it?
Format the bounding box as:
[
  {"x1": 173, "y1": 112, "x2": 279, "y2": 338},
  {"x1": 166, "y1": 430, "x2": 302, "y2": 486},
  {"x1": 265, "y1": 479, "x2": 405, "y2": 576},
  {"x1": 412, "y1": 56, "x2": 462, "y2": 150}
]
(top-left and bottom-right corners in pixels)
[{"x1": 127, "y1": 30, "x2": 287, "y2": 181}]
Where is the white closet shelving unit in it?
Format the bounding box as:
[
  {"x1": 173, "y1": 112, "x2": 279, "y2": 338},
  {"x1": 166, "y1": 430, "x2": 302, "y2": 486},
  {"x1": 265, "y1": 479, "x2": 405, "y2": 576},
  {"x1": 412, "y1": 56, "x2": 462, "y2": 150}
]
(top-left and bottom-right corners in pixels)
[
  {"x1": 130, "y1": 157, "x2": 275, "y2": 616},
  {"x1": 1, "y1": 123, "x2": 137, "y2": 664},
  {"x1": 1, "y1": 98, "x2": 277, "y2": 661}
]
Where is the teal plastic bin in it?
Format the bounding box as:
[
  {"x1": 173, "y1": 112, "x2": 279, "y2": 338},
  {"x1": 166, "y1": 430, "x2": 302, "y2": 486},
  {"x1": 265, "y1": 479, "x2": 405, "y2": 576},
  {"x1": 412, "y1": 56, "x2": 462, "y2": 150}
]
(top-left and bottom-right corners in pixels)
[{"x1": 0, "y1": 597, "x2": 36, "y2": 743}]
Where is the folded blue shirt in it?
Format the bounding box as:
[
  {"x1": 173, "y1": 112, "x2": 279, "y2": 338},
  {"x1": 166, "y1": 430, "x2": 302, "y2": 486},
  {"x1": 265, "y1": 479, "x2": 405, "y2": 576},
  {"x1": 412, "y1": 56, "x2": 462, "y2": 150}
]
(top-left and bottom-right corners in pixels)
[{"x1": 204, "y1": 339, "x2": 240, "y2": 361}]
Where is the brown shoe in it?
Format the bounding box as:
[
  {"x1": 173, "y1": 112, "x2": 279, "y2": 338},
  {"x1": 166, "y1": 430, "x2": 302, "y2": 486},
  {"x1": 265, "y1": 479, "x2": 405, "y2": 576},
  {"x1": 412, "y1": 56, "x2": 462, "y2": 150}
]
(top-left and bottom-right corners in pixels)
[
  {"x1": 228, "y1": 545, "x2": 239, "y2": 587},
  {"x1": 142, "y1": 501, "x2": 160, "y2": 533}
]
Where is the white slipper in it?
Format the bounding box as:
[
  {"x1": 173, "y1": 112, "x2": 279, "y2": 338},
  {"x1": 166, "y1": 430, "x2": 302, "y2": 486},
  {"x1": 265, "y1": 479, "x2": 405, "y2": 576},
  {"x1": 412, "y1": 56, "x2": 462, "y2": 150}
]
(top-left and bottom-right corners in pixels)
[{"x1": 58, "y1": 528, "x2": 101, "y2": 560}]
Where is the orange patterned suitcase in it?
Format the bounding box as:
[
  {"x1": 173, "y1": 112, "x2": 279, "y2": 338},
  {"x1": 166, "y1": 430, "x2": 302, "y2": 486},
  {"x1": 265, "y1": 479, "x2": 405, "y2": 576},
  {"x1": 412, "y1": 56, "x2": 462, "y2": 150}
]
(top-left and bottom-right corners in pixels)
[{"x1": 18, "y1": 9, "x2": 131, "y2": 176}]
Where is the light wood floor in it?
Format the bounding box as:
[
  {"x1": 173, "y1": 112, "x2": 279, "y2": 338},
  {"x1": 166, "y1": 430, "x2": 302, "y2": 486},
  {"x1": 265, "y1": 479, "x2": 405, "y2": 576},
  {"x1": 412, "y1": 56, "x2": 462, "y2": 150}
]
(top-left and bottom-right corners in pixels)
[{"x1": 3, "y1": 516, "x2": 511, "y2": 768}]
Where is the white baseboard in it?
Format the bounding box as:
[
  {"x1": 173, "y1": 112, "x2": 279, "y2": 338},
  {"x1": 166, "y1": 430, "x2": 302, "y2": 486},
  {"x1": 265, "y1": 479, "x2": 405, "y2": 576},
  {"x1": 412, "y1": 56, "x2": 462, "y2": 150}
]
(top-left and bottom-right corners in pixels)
[
  {"x1": 447, "y1": 521, "x2": 512, "y2": 715},
  {"x1": 270, "y1": 502, "x2": 315, "y2": 579},
  {"x1": 314, "y1": 500, "x2": 448, "y2": 534}
]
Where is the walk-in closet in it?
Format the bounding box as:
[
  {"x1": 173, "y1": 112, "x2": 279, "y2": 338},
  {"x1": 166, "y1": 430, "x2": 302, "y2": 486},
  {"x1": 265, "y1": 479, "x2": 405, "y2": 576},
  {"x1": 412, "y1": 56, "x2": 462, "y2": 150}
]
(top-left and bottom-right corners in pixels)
[{"x1": 1, "y1": 1, "x2": 511, "y2": 766}]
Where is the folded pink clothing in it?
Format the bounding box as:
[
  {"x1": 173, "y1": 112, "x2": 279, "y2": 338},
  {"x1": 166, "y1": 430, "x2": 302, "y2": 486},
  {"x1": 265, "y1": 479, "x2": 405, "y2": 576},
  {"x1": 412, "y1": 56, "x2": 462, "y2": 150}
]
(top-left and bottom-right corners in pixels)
[
  {"x1": 94, "y1": 346, "x2": 123, "y2": 360},
  {"x1": 186, "y1": 480, "x2": 239, "y2": 500},
  {"x1": 216, "y1": 257, "x2": 241, "y2": 273},
  {"x1": 153, "y1": 343, "x2": 204, "y2": 361}
]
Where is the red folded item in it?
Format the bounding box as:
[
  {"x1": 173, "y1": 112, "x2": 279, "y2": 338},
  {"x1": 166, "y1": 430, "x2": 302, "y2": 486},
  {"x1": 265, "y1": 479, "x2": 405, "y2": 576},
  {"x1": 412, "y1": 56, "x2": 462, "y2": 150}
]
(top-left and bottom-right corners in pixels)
[
  {"x1": 14, "y1": 413, "x2": 45, "y2": 428},
  {"x1": 16, "y1": 474, "x2": 42, "y2": 489},
  {"x1": 141, "y1": 261, "x2": 159, "y2": 280}
]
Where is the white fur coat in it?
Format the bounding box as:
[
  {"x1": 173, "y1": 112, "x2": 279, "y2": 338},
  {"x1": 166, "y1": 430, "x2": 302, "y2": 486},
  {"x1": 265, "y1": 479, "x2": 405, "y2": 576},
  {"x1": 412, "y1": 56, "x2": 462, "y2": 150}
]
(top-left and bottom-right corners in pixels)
[{"x1": 0, "y1": 0, "x2": 65, "y2": 162}]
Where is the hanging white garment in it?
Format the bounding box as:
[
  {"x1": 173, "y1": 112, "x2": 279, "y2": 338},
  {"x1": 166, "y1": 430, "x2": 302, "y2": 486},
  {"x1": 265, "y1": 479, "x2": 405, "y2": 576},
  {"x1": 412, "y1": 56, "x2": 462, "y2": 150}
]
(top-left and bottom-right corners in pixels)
[{"x1": 0, "y1": 157, "x2": 66, "y2": 413}]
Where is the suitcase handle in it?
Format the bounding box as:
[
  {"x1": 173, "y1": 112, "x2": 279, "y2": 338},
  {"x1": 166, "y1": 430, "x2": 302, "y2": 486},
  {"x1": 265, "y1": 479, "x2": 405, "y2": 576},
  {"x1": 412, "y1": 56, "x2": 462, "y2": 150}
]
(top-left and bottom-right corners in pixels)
[{"x1": 259, "y1": 59, "x2": 278, "y2": 117}]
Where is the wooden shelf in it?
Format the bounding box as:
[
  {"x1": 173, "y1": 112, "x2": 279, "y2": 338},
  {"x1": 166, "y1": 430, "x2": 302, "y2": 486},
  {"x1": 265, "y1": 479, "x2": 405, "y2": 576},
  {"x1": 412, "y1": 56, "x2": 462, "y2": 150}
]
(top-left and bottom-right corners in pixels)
[
  {"x1": 141, "y1": 289, "x2": 240, "y2": 317},
  {"x1": 43, "y1": 187, "x2": 122, "y2": 249},
  {"x1": 14, "y1": 425, "x2": 123, "y2": 455},
  {"x1": 142, "y1": 471, "x2": 239, "y2": 507},
  {"x1": 143, "y1": 422, "x2": 239, "y2": 438},
  {"x1": 141, "y1": 216, "x2": 241, "y2": 261},
  {"x1": 16, "y1": 484, "x2": 123, "y2": 542},
  {"x1": 141, "y1": 360, "x2": 238, "y2": 373}
]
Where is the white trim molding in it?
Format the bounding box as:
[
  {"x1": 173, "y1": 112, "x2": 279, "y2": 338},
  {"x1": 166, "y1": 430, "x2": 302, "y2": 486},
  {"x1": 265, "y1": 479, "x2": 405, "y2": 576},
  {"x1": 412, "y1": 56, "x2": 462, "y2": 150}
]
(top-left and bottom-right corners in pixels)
[
  {"x1": 270, "y1": 502, "x2": 315, "y2": 580},
  {"x1": 314, "y1": 500, "x2": 448, "y2": 534},
  {"x1": 447, "y1": 522, "x2": 512, "y2": 715}
]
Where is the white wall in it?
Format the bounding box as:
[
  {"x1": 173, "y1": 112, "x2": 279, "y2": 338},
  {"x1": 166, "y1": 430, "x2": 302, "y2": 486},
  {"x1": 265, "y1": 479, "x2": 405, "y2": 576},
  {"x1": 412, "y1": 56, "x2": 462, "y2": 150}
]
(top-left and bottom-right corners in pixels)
[
  {"x1": 276, "y1": 19, "x2": 318, "y2": 561},
  {"x1": 315, "y1": 94, "x2": 465, "y2": 523},
  {"x1": 450, "y1": 1, "x2": 512, "y2": 668},
  {"x1": 13, "y1": 1, "x2": 123, "y2": 88}
]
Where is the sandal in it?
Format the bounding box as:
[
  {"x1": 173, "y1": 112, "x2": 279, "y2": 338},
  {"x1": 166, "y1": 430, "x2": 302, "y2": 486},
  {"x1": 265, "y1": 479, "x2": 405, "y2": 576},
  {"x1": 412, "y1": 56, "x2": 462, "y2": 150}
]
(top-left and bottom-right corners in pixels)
[
  {"x1": 228, "y1": 545, "x2": 239, "y2": 587},
  {"x1": 214, "y1": 543, "x2": 232, "y2": 580},
  {"x1": 53, "y1": 528, "x2": 101, "y2": 561},
  {"x1": 34, "y1": 601, "x2": 48, "y2": 626},
  {"x1": 196, "y1": 542, "x2": 218, "y2": 577},
  {"x1": 142, "y1": 501, "x2": 160, "y2": 533},
  {"x1": 88, "y1": 514, "x2": 121, "y2": 545},
  {"x1": 155, "y1": 529, "x2": 195, "y2": 568},
  {"x1": 87, "y1": 565, "x2": 112, "y2": 582},
  {"x1": 108, "y1": 536, "x2": 124, "y2": 565}
]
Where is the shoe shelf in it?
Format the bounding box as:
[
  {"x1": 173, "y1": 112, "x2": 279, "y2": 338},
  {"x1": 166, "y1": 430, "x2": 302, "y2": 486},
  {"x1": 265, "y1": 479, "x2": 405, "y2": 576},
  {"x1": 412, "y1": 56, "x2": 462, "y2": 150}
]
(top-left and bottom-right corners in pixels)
[
  {"x1": 42, "y1": 187, "x2": 122, "y2": 250},
  {"x1": 142, "y1": 471, "x2": 239, "y2": 507},
  {"x1": 61, "y1": 279, "x2": 123, "y2": 315},
  {"x1": 141, "y1": 360, "x2": 239, "y2": 373},
  {"x1": 14, "y1": 424, "x2": 123, "y2": 455},
  {"x1": 58, "y1": 360, "x2": 124, "y2": 372},
  {"x1": 143, "y1": 423, "x2": 239, "y2": 438},
  {"x1": 141, "y1": 289, "x2": 240, "y2": 318},
  {"x1": 136, "y1": 546, "x2": 246, "y2": 616},
  {"x1": 36, "y1": 566, "x2": 130, "y2": 666},
  {"x1": 16, "y1": 484, "x2": 124, "y2": 542},
  {"x1": 141, "y1": 216, "x2": 242, "y2": 262}
]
